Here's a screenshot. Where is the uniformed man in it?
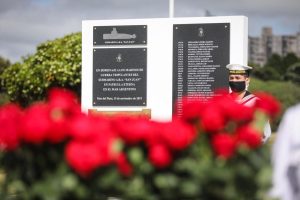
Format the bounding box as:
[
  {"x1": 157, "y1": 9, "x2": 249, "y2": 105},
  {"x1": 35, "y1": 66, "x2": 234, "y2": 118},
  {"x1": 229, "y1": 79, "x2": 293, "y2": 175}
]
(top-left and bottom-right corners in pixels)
[
  {"x1": 226, "y1": 63, "x2": 271, "y2": 142},
  {"x1": 270, "y1": 103, "x2": 300, "y2": 200}
]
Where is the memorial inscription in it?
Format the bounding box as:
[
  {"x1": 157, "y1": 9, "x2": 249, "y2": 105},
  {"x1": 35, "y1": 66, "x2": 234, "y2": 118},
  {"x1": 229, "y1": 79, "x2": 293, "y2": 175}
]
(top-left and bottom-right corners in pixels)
[
  {"x1": 173, "y1": 23, "x2": 230, "y2": 114},
  {"x1": 93, "y1": 48, "x2": 147, "y2": 106}
]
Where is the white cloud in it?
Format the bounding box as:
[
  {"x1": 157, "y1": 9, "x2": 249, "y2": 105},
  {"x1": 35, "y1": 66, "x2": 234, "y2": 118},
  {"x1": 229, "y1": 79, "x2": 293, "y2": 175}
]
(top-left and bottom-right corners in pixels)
[
  {"x1": 175, "y1": 0, "x2": 300, "y2": 36},
  {"x1": 0, "y1": 0, "x2": 299, "y2": 62}
]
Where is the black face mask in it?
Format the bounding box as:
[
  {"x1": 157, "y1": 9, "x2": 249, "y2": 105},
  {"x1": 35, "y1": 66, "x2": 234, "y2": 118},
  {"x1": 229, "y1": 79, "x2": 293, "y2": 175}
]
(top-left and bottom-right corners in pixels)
[{"x1": 229, "y1": 81, "x2": 246, "y2": 93}]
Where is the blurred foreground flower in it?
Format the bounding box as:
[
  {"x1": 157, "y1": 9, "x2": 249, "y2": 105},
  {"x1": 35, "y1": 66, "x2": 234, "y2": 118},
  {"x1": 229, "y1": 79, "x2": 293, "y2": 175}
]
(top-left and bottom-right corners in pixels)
[{"x1": 0, "y1": 88, "x2": 280, "y2": 199}]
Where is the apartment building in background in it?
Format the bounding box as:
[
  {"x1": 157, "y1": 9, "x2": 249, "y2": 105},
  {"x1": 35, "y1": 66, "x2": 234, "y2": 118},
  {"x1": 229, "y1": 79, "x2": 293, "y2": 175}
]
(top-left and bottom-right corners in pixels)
[{"x1": 249, "y1": 27, "x2": 300, "y2": 66}]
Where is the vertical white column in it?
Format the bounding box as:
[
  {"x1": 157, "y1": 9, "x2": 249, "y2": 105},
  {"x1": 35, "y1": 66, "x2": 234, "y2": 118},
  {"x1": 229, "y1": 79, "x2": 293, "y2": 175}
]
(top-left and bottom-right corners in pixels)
[{"x1": 169, "y1": 0, "x2": 174, "y2": 18}]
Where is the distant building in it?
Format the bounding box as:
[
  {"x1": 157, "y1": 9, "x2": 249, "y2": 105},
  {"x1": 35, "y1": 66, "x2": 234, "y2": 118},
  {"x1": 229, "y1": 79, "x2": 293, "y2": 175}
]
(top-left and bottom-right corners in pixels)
[{"x1": 249, "y1": 27, "x2": 300, "y2": 66}]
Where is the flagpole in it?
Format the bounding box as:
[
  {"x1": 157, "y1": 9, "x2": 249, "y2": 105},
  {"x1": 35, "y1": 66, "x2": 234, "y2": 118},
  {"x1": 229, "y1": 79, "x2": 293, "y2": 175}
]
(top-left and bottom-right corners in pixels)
[{"x1": 169, "y1": 0, "x2": 174, "y2": 18}]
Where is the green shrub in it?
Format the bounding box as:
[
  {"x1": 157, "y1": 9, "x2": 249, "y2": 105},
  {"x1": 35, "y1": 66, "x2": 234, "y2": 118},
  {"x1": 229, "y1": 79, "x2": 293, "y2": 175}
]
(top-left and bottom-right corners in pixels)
[
  {"x1": 249, "y1": 78, "x2": 300, "y2": 129},
  {"x1": 252, "y1": 66, "x2": 281, "y2": 81},
  {"x1": 284, "y1": 62, "x2": 300, "y2": 85},
  {"x1": 0, "y1": 33, "x2": 81, "y2": 106},
  {"x1": 0, "y1": 56, "x2": 11, "y2": 75},
  {"x1": 250, "y1": 78, "x2": 300, "y2": 110},
  {"x1": 0, "y1": 93, "x2": 9, "y2": 106}
]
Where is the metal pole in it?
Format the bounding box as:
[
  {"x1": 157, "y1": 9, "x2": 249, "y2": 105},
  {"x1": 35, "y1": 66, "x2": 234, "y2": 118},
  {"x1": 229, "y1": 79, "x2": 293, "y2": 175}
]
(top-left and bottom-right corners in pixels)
[{"x1": 169, "y1": 0, "x2": 174, "y2": 18}]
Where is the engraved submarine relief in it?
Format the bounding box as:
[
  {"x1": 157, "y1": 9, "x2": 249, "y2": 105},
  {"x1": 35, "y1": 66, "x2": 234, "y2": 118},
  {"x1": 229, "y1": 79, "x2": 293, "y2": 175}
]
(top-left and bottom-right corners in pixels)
[{"x1": 103, "y1": 28, "x2": 136, "y2": 40}]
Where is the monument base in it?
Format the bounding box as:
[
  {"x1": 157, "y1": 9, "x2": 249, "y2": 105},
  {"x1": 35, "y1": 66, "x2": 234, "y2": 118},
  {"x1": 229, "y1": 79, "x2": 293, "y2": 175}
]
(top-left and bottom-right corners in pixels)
[{"x1": 88, "y1": 109, "x2": 151, "y2": 118}]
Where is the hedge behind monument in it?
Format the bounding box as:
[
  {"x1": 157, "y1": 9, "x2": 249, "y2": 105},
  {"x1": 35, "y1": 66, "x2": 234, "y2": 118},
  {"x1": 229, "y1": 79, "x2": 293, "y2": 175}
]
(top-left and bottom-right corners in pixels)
[
  {"x1": 249, "y1": 78, "x2": 300, "y2": 111},
  {"x1": 249, "y1": 77, "x2": 300, "y2": 130},
  {"x1": 0, "y1": 33, "x2": 81, "y2": 106}
]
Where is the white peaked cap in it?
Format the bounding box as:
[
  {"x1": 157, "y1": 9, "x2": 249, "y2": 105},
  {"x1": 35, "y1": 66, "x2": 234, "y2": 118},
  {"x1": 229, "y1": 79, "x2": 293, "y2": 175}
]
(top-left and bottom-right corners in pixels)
[{"x1": 226, "y1": 64, "x2": 253, "y2": 70}]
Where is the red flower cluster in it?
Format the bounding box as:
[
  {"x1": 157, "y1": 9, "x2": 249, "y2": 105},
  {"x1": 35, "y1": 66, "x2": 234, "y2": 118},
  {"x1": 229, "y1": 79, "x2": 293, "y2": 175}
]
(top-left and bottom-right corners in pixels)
[
  {"x1": 254, "y1": 92, "x2": 281, "y2": 118},
  {"x1": 0, "y1": 104, "x2": 22, "y2": 150},
  {"x1": 112, "y1": 115, "x2": 197, "y2": 169},
  {"x1": 0, "y1": 88, "x2": 280, "y2": 176},
  {"x1": 176, "y1": 91, "x2": 280, "y2": 159},
  {"x1": 179, "y1": 92, "x2": 255, "y2": 129},
  {"x1": 0, "y1": 88, "x2": 116, "y2": 177},
  {"x1": 0, "y1": 88, "x2": 197, "y2": 176}
]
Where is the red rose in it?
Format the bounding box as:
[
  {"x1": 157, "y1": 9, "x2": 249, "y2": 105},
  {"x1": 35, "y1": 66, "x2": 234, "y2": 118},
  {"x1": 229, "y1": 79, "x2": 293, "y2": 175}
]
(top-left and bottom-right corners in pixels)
[
  {"x1": 69, "y1": 114, "x2": 116, "y2": 166},
  {"x1": 148, "y1": 144, "x2": 172, "y2": 168},
  {"x1": 65, "y1": 141, "x2": 104, "y2": 177},
  {"x1": 115, "y1": 152, "x2": 133, "y2": 176},
  {"x1": 113, "y1": 116, "x2": 155, "y2": 145},
  {"x1": 254, "y1": 92, "x2": 281, "y2": 118},
  {"x1": 139, "y1": 119, "x2": 162, "y2": 145},
  {"x1": 236, "y1": 126, "x2": 262, "y2": 149},
  {"x1": 68, "y1": 113, "x2": 91, "y2": 140},
  {"x1": 46, "y1": 88, "x2": 82, "y2": 143},
  {"x1": 93, "y1": 130, "x2": 116, "y2": 167},
  {"x1": 213, "y1": 88, "x2": 231, "y2": 97},
  {"x1": 200, "y1": 105, "x2": 225, "y2": 133},
  {"x1": 176, "y1": 96, "x2": 206, "y2": 121},
  {"x1": 48, "y1": 116, "x2": 69, "y2": 143},
  {"x1": 160, "y1": 119, "x2": 197, "y2": 150},
  {"x1": 21, "y1": 103, "x2": 51, "y2": 144},
  {"x1": 214, "y1": 95, "x2": 254, "y2": 122},
  {"x1": 68, "y1": 114, "x2": 100, "y2": 141},
  {"x1": 47, "y1": 87, "x2": 80, "y2": 115},
  {"x1": 231, "y1": 103, "x2": 254, "y2": 122},
  {"x1": 211, "y1": 133, "x2": 236, "y2": 159},
  {"x1": 0, "y1": 104, "x2": 22, "y2": 150}
]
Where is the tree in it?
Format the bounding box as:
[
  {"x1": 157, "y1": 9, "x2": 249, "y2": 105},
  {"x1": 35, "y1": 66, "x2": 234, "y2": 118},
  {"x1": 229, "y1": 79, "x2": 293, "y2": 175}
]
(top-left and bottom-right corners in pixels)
[
  {"x1": 0, "y1": 33, "x2": 81, "y2": 106},
  {"x1": 284, "y1": 62, "x2": 300, "y2": 84},
  {"x1": 0, "y1": 56, "x2": 11, "y2": 104},
  {"x1": 252, "y1": 65, "x2": 281, "y2": 81},
  {"x1": 0, "y1": 56, "x2": 11, "y2": 74},
  {"x1": 257, "y1": 53, "x2": 300, "y2": 81},
  {"x1": 265, "y1": 54, "x2": 283, "y2": 74},
  {"x1": 282, "y1": 53, "x2": 299, "y2": 71}
]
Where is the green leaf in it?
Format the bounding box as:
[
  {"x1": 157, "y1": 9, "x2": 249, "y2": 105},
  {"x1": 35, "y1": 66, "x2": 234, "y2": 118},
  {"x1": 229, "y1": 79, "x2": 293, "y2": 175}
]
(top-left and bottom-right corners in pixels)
[
  {"x1": 251, "y1": 110, "x2": 269, "y2": 132},
  {"x1": 128, "y1": 147, "x2": 144, "y2": 166}
]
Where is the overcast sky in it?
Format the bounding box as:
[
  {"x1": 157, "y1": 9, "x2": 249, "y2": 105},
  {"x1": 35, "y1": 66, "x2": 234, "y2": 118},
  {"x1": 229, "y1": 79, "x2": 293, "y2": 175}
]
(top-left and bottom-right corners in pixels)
[{"x1": 1, "y1": 0, "x2": 300, "y2": 63}]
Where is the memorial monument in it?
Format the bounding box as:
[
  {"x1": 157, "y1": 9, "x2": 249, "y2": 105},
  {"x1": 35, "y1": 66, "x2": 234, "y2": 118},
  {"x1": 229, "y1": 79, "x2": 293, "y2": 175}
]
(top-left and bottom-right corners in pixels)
[{"x1": 82, "y1": 16, "x2": 248, "y2": 120}]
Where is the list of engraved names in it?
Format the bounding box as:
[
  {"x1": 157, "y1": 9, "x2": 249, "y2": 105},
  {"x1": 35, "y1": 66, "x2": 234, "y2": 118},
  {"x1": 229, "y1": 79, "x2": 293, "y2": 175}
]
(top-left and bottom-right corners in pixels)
[{"x1": 173, "y1": 23, "x2": 230, "y2": 114}]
